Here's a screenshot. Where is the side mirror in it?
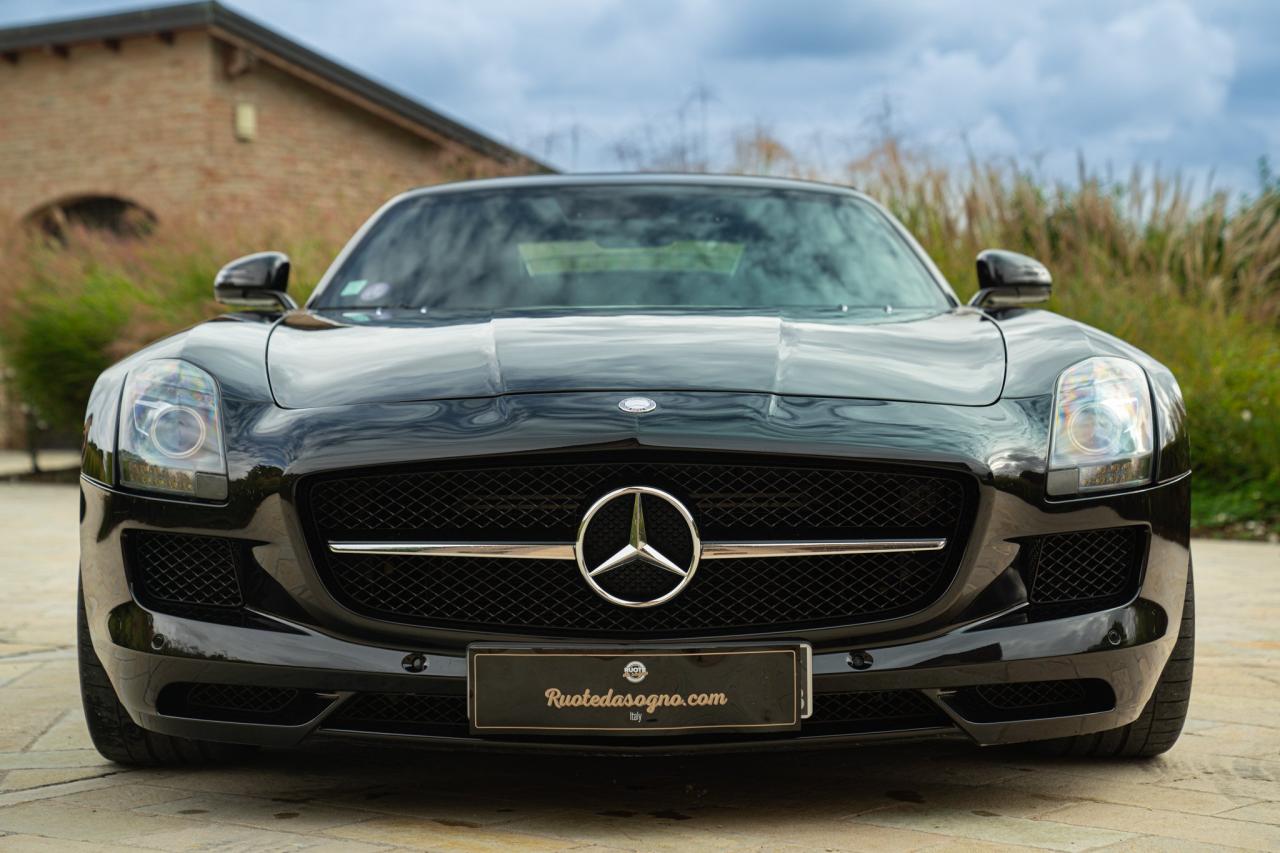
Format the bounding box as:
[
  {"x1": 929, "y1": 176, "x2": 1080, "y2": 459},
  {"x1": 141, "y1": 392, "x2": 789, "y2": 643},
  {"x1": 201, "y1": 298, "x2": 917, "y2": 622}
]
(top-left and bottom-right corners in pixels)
[
  {"x1": 968, "y1": 249, "x2": 1052, "y2": 309},
  {"x1": 214, "y1": 251, "x2": 297, "y2": 310}
]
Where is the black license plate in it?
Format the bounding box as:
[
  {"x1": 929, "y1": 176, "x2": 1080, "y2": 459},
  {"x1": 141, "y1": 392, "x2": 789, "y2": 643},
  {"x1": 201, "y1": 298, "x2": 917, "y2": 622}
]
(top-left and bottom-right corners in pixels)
[{"x1": 468, "y1": 644, "x2": 809, "y2": 736}]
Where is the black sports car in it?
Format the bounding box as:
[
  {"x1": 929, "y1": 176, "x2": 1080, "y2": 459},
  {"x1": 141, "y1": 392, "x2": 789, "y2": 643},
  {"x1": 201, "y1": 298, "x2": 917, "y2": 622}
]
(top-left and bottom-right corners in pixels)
[{"x1": 78, "y1": 174, "x2": 1192, "y2": 764}]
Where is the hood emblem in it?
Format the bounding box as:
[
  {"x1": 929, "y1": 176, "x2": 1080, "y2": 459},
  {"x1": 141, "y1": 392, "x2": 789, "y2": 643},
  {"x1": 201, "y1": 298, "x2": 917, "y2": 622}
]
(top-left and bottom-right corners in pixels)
[
  {"x1": 618, "y1": 396, "x2": 657, "y2": 414},
  {"x1": 576, "y1": 486, "x2": 700, "y2": 608}
]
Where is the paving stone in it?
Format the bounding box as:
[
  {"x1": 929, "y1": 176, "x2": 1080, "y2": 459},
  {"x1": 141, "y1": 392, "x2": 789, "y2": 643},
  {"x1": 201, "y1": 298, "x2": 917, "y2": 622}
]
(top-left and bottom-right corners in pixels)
[
  {"x1": 993, "y1": 768, "x2": 1254, "y2": 816},
  {"x1": 1091, "y1": 837, "x2": 1247, "y2": 853},
  {"x1": 119, "y1": 821, "x2": 393, "y2": 851},
  {"x1": 0, "y1": 767, "x2": 113, "y2": 793},
  {"x1": 1216, "y1": 801, "x2": 1280, "y2": 826},
  {"x1": 58, "y1": 783, "x2": 192, "y2": 811},
  {"x1": 29, "y1": 709, "x2": 95, "y2": 752},
  {"x1": 0, "y1": 662, "x2": 42, "y2": 687},
  {"x1": 135, "y1": 791, "x2": 378, "y2": 833},
  {"x1": 322, "y1": 815, "x2": 582, "y2": 851},
  {"x1": 921, "y1": 842, "x2": 1049, "y2": 853},
  {"x1": 1047, "y1": 801, "x2": 1280, "y2": 850},
  {"x1": 1188, "y1": 693, "x2": 1280, "y2": 729},
  {"x1": 837, "y1": 782, "x2": 1071, "y2": 820},
  {"x1": 0, "y1": 835, "x2": 132, "y2": 852},
  {"x1": 317, "y1": 787, "x2": 539, "y2": 826},
  {"x1": 0, "y1": 750, "x2": 112, "y2": 771},
  {"x1": 0, "y1": 799, "x2": 203, "y2": 844},
  {"x1": 852, "y1": 805, "x2": 1137, "y2": 851}
]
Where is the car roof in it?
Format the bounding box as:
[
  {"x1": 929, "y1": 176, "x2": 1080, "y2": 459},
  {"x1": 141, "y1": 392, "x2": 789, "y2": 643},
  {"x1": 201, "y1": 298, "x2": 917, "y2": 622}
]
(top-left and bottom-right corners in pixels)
[{"x1": 394, "y1": 172, "x2": 868, "y2": 202}]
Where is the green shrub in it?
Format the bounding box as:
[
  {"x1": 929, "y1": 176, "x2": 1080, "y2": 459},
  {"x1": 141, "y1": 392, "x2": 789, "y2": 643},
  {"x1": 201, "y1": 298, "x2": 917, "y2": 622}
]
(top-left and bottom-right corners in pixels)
[
  {"x1": 0, "y1": 216, "x2": 347, "y2": 441},
  {"x1": 6, "y1": 269, "x2": 141, "y2": 436}
]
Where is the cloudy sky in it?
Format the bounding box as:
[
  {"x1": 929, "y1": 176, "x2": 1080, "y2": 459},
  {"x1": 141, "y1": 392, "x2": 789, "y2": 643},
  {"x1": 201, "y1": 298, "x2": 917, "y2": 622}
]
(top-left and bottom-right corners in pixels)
[{"x1": 3, "y1": 0, "x2": 1277, "y2": 189}]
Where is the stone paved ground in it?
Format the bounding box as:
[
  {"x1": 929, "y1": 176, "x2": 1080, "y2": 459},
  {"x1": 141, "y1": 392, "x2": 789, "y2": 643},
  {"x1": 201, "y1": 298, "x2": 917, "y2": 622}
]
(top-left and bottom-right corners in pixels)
[{"x1": 0, "y1": 482, "x2": 1277, "y2": 852}]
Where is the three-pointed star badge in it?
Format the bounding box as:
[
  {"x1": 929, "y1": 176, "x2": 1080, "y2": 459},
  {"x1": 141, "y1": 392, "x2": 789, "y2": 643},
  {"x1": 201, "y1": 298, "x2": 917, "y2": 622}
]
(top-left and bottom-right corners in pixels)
[{"x1": 587, "y1": 493, "x2": 688, "y2": 578}]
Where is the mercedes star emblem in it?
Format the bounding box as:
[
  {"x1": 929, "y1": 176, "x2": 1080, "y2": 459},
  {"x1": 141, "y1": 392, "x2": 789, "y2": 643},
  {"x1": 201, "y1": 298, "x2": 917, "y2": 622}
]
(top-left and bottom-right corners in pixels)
[
  {"x1": 575, "y1": 486, "x2": 701, "y2": 608},
  {"x1": 617, "y1": 396, "x2": 657, "y2": 414}
]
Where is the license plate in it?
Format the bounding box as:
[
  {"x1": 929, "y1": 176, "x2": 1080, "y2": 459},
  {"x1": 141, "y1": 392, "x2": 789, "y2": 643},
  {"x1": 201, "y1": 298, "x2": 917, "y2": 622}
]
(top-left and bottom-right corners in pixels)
[{"x1": 468, "y1": 644, "x2": 810, "y2": 736}]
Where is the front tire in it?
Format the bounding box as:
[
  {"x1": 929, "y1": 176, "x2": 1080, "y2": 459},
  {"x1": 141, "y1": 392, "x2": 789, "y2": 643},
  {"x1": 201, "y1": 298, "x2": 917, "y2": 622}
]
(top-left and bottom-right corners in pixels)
[
  {"x1": 77, "y1": 577, "x2": 255, "y2": 766},
  {"x1": 1031, "y1": 563, "x2": 1195, "y2": 758}
]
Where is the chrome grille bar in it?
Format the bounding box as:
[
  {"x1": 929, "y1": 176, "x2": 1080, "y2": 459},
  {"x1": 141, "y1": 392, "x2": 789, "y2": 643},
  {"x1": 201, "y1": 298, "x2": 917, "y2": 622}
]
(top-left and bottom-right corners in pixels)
[
  {"x1": 328, "y1": 542, "x2": 577, "y2": 560},
  {"x1": 328, "y1": 538, "x2": 946, "y2": 560},
  {"x1": 699, "y1": 539, "x2": 946, "y2": 559}
]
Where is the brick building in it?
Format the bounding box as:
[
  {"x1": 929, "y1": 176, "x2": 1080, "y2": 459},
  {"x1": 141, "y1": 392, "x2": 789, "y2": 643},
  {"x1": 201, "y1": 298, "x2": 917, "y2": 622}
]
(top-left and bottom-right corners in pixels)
[
  {"x1": 0, "y1": 2, "x2": 546, "y2": 449},
  {"x1": 0, "y1": 1, "x2": 544, "y2": 233}
]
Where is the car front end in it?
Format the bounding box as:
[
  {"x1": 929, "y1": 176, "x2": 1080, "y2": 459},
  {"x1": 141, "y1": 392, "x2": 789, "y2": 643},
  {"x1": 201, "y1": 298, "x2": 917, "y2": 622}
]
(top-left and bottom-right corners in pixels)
[{"x1": 77, "y1": 175, "x2": 1192, "y2": 760}]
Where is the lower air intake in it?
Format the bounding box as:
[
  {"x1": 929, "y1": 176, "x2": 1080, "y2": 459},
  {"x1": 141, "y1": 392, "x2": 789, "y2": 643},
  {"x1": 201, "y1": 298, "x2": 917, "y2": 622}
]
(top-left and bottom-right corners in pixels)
[
  {"x1": 127, "y1": 531, "x2": 243, "y2": 609},
  {"x1": 326, "y1": 692, "x2": 468, "y2": 734},
  {"x1": 806, "y1": 690, "x2": 950, "y2": 733},
  {"x1": 950, "y1": 679, "x2": 1115, "y2": 722},
  {"x1": 1027, "y1": 527, "x2": 1143, "y2": 607},
  {"x1": 157, "y1": 682, "x2": 328, "y2": 725}
]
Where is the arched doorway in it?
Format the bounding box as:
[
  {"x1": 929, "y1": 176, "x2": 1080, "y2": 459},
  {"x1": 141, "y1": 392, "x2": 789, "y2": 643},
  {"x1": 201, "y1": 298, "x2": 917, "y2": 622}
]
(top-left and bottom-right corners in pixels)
[{"x1": 26, "y1": 195, "x2": 157, "y2": 240}]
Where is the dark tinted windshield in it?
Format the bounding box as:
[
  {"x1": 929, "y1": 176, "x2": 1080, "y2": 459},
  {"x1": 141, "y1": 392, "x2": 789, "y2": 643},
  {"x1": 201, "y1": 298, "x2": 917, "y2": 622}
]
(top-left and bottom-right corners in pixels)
[{"x1": 316, "y1": 184, "x2": 948, "y2": 312}]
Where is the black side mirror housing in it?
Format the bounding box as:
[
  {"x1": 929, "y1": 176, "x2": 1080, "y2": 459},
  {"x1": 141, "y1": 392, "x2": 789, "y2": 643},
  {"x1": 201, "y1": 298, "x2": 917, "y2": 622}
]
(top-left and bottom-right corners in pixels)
[
  {"x1": 968, "y1": 249, "x2": 1052, "y2": 309},
  {"x1": 214, "y1": 251, "x2": 297, "y2": 310}
]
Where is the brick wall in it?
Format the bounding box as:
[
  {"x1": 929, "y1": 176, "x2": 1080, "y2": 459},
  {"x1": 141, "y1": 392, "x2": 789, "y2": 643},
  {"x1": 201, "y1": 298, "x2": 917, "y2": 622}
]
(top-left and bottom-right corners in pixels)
[
  {"x1": 0, "y1": 27, "x2": 506, "y2": 232},
  {"x1": 0, "y1": 30, "x2": 214, "y2": 226}
]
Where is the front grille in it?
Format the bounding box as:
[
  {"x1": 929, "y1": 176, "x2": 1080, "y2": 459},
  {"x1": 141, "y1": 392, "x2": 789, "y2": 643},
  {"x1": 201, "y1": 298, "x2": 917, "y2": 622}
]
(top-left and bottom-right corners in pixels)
[
  {"x1": 950, "y1": 679, "x2": 1114, "y2": 722},
  {"x1": 127, "y1": 531, "x2": 243, "y2": 609},
  {"x1": 1027, "y1": 527, "x2": 1143, "y2": 605},
  {"x1": 300, "y1": 453, "x2": 972, "y2": 637},
  {"x1": 307, "y1": 456, "x2": 964, "y2": 540},
  {"x1": 807, "y1": 690, "x2": 950, "y2": 733}
]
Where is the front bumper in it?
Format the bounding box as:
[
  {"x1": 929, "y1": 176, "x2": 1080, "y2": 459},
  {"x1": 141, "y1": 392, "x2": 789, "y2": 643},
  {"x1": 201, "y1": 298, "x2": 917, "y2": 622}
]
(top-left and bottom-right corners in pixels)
[{"x1": 89, "y1": 587, "x2": 1179, "y2": 753}]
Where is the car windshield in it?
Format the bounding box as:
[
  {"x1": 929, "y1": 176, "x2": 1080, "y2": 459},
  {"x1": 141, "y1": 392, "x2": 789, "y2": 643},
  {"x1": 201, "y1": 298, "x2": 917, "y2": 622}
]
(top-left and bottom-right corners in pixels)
[{"x1": 315, "y1": 184, "x2": 949, "y2": 312}]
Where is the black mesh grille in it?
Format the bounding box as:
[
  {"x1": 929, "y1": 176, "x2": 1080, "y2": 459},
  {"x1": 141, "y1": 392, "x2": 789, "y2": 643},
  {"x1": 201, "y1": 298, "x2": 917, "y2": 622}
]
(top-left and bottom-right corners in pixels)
[
  {"x1": 327, "y1": 692, "x2": 467, "y2": 732},
  {"x1": 301, "y1": 454, "x2": 971, "y2": 636},
  {"x1": 1028, "y1": 528, "x2": 1142, "y2": 605},
  {"x1": 952, "y1": 679, "x2": 1114, "y2": 722},
  {"x1": 324, "y1": 550, "x2": 951, "y2": 636},
  {"x1": 128, "y1": 532, "x2": 243, "y2": 608},
  {"x1": 973, "y1": 680, "x2": 1086, "y2": 709},
  {"x1": 187, "y1": 683, "x2": 299, "y2": 715},
  {"x1": 159, "y1": 682, "x2": 325, "y2": 725},
  {"x1": 307, "y1": 456, "x2": 964, "y2": 540},
  {"x1": 807, "y1": 690, "x2": 949, "y2": 731}
]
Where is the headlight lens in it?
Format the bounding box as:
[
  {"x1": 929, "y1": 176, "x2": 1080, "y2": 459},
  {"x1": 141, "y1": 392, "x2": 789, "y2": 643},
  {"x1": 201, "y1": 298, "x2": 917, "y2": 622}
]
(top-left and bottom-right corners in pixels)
[
  {"x1": 1048, "y1": 357, "x2": 1154, "y2": 495},
  {"x1": 118, "y1": 359, "x2": 228, "y2": 500}
]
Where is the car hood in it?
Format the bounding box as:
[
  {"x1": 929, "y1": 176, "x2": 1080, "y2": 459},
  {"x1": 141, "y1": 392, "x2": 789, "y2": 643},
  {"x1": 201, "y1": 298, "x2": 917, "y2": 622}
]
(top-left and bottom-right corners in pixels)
[{"x1": 265, "y1": 308, "x2": 1006, "y2": 409}]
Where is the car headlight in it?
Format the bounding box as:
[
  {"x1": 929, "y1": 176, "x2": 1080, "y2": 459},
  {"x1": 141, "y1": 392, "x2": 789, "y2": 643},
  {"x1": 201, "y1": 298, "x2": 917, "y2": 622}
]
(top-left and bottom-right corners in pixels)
[
  {"x1": 118, "y1": 359, "x2": 228, "y2": 500},
  {"x1": 1047, "y1": 357, "x2": 1154, "y2": 496}
]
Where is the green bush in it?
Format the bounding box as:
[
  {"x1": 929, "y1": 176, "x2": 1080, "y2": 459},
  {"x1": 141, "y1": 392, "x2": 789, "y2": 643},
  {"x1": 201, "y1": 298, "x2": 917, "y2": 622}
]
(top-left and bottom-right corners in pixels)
[
  {"x1": 0, "y1": 217, "x2": 346, "y2": 442},
  {"x1": 6, "y1": 270, "x2": 141, "y2": 436}
]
